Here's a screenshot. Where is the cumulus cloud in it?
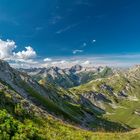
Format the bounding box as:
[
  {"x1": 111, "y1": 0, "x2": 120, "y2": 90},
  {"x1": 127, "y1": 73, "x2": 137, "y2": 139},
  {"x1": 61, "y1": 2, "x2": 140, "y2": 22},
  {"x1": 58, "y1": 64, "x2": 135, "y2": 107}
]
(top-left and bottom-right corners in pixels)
[
  {"x1": 0, "y1": 38, "x2": 36, "y2": 61},
  {"x1": 0, "y1": 39, "x2": 16, "y2": 59},
  {"x1": 73, "y1": 49, "x2": 83, "y2": 54},
  {"x1": 1, "y1": 39, "x2": 140, "y2": 69},
  {"x1": 44, "y1": 58, "x2": 52, "y2": 62},
  {"x1": 14, "y1": 46, "x2": 36, "y2": 60}
]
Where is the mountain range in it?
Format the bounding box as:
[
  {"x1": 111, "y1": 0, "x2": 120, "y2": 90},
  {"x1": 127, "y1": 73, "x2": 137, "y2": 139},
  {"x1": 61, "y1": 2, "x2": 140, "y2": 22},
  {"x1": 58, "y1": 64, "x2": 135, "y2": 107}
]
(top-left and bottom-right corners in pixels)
[
  {"x1": 0, "y1": 60, "x2": 140, "y2": 139},
  {"x1": 19, "y1": 64, "x2": 113, "y2": 88}
]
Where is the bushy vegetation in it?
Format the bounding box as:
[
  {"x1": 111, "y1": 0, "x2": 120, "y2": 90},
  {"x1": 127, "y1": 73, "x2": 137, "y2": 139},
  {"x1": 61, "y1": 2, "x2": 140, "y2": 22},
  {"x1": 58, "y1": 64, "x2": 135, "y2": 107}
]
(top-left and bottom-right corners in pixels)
[
  {"x1": 1, "y1": 108, "x2": 140, "y2": 140},
  {"x1": 0, "y1": 109, "x2": 40, "y2": 140}
]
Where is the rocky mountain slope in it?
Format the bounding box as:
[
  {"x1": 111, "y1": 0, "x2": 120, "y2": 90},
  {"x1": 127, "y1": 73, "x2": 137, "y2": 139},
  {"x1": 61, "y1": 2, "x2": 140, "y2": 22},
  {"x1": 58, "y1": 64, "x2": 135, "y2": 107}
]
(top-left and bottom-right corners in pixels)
[
  {"x1": 70, "y1": 65, "x2": 140, "y2": 129},
  {"x1": 1, "y1": 60, "x2": 140, "y2": 139},
  {"x1": 0, "y1": 60, "x2": 129, "y2": 136},
  {"x1": 19, "y1": 64, "x2": 113, "y2": 88},
  {"x1": 0, "y1": 84, "x2": 139, "y2": 140}
]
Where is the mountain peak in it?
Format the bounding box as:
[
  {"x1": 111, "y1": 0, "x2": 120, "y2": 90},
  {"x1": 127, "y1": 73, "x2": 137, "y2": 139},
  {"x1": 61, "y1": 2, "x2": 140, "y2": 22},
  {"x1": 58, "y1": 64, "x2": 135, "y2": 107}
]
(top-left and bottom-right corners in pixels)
[
  {"x1": 0, "y1": 59, "x2": 11, "y2": 70},
  {"x1": 70, "y1": 64, "x2": 82, "y2": 72}
]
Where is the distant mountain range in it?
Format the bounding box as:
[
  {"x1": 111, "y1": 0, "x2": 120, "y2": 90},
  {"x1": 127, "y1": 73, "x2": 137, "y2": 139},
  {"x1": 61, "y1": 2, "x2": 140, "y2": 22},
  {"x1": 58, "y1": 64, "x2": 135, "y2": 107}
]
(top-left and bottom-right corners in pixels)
[
  {"x1": 19, "y1": 64, "x2": 113, "y2": 88},
  {"x1": 0, "y1": 60, "x2": 140, "y2": 139}
]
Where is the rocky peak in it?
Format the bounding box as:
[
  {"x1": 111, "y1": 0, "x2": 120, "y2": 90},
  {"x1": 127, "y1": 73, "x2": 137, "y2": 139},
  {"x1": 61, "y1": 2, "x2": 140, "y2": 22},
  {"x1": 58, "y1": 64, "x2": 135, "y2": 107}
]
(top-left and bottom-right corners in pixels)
[
  {"x1": 70, "y1": 64, "x2": 83, "y2": 72},
  {"x1": 48, "y1": 66, "x2": 60, "y2": 72},
  {"x1": 0, "y1": 59, "x2": 12, "y2": 71},
  {"x1": 0, "y1": 59, "x2": 19, "y2": 82}
]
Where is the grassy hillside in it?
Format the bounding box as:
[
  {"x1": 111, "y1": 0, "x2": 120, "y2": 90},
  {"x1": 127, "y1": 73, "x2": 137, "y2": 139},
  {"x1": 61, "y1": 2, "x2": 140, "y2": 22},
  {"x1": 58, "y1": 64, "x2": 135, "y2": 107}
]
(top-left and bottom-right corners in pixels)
[
  {"x1": 0, "y1": 60, "x2": 128, "y2": 132},
  {"x1": 0, "y1": 60, "x2": 140, "y2": 139},
  {"x1": 70, "y1": 66, "x2": 140, "y2": 129},
  {"x1": 0, "y1": 80, "x2": 140, "y2": 140}
]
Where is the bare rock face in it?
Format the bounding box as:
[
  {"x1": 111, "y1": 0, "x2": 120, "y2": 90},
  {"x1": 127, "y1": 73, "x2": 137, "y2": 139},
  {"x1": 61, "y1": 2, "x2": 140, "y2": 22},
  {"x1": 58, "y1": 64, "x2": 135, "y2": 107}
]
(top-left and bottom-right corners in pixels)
[
  {"x1": 0, "y1": 60, "x2": 18, "y2": 81},
  {"x1": 0, "y1": 59, "x2": 49, "y2": 98},
  {"x1": 0, "y1": 60, "x2": 17, "y2": 81},
  {"x1": 70, "y1": 64, "x2": 83, "y2": 72}
]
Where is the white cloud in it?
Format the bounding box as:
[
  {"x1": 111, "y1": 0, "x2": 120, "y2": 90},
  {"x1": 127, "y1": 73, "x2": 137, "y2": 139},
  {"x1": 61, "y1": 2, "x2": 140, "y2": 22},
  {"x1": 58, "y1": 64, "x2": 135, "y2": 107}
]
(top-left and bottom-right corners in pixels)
[
  {"x1": 1, "y1": 39, "x2": 140, "y2": 69},
  {"x1": 82, "y1": 60, "x2": 91, "y2": 65},
  {"x1": 14, "y1": 46, "x2": 36, "y2": 60},
  {"x1": 10, "y1": 59, "x2": 40, "y2": 69},
  {"x1": 92, "y1": 39, "x2": 96, "y2": 43},
  {"x1": 60, "y1": 60, "x2": 67, "y2": 64},
  {"x1": 73, "y1": 49, "x2": 83, "y2": 54},
  {"x1": 42, "y1": 54, "x2": 140, "y2": 68},
  {"x1": 0, "y1": 38, "x2": 37, "y2": 62},
  {"x1": 0, "y1": 39, "x2": 16, "y2": 59},
  {"x1": 51, "y1": 60, "x2": 67, "y2": 65},
  {"x1": 44, "y1": 58, "x2": 52, "y2": 62}
]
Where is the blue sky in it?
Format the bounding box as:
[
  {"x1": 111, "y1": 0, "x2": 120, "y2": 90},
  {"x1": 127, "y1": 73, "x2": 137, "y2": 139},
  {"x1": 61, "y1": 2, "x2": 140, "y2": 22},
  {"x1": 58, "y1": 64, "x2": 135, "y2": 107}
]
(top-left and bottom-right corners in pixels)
[{"x1": 0, "y1": 0, "x2": 140, "y2": 67}]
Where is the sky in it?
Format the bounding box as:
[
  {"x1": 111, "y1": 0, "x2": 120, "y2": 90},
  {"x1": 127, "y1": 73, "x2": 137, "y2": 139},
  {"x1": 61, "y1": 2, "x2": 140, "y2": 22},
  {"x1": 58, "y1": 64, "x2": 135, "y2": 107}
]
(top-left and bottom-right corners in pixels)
[{"x1": 0, "y1": 0, "x2": 140, "y2": 68}]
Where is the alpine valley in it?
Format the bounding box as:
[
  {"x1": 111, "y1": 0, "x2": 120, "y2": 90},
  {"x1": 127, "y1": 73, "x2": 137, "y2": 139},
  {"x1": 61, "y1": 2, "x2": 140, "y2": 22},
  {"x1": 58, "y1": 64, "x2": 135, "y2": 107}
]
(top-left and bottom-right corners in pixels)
[{"x1": 0, "y1": 59, "x2": 140, "y2": 140}]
